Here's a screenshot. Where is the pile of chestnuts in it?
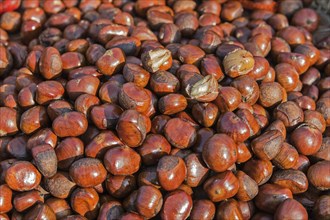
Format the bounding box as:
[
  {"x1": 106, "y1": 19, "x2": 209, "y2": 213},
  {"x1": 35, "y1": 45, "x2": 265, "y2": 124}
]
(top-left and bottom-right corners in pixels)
[{"x1": 0, "y1": 0, "x2": 329, "y2": 219}]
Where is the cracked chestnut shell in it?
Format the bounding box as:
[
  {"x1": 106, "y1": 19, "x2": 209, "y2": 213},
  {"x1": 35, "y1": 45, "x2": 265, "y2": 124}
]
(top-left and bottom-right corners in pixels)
[
  {"x1": 141, "y1": 48, "x2": 172, "y2": 73},
  {"x1": 223, "y1": 49, "x2": 255, "y2": 78}
]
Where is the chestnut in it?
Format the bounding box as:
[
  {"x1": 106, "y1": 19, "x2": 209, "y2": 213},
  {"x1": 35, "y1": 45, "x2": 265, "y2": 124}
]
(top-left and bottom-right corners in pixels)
[
  {"x1": 216, "y1": 111, "x2": 250, "y2": 143},
  {"x1": 90, "y1": 103, "x2": 123, "y2": 130},
  {"x1": 135, "y1": 185, "x2": 163, "y2": 218},
  {"x1": 55, "y1": 137, "x2": 84, "y2": 170},
  {"x1": 119, "y1": 82, "x2": 151, "y2": 114},
  {"x1": 96, "y1": 48, "x2": 125, "y2": 76},
  {"x1": 85, "y1": 131, "x2": 123, "y2": 159},
  {"x1": 13, "y1": 190, "x2": 44, "y2": 212},
  {"x1": 161, "y1": 190, "x2": 193, "y2": 220},
  {"x1": 164, "y1": 118, "x2": 197, "y2": 149},
  {"x1": 178, "y1": 44, "x2": 205, "y2": 65},
  {"x1": 157, "y1": 155, "x2": 187, "y2": 191},
  {"x1": 216, "y1": 199, "x2": 244, "y2": 220},
  {"x1": 0, "y1": 184, "x2": 12, "y2": 214},
  {"x1": 39, "y1": 47, "x2": 62, "y2": 79},
  {"x1": 23, "y1": 203, "x2": 56, "y2": 220},
  {"x1": 273, "y1": 101, "x2": 304, "y2": 128},
  {"x1": 52, "y1": 111, "x2": 88, "y2": 137},
  {"x1": 274, "y1": 199, "x2": 308, "y2": 220},
  {"x1": 5, "y1": 161, "x2": 41, "y2": 191},
  {"x1": 45, "y1": 198, "x2": 72, "y2": 219},
  {"x1": 254, "y1": 183, "x2": 293, "y2": 213},
  {"x1": 243, "y1": 159, "x2": 273, "y2": 185},
  {"x1": 313, "y1": 195, "x2": 330, "y2": 220},
  {"x1": 97, "y1": 201, "x2": 124, "y2": 220},
  {"x1": 190, "y1": 199, "x2": 215, "y2": 220},
  {"x1": 251, "y1": 130, "x2": 284, "y2": 160},
  {"x1": 307, "y1": 161, "x2": 330, "y2": 191},
  {"x1": 192, "y1": 102, "x2": 219, "y2": 127},
  {"x1": 138, "y1": 134, "x2": 171, "y2": 166},
  {"x1": 236, "y1": 171, "x2": 258, "y2": 202},
  {"x1": 290, "y1": 123, "x2": 322, "y2": 155},
  {"x1": 69, "y1": 158, "x2": 107, "y2": 188},
  {"x1": 149, "y1": 70, "x2": 180, "y2": 95},
  {"x1": 202, "y1": 134, "x2": 237, "y2": 172},
  {"x1": 32, "y1": 144, "x2": 57, "y2": 178},
  {"x1": 20, "y1": 106, "x2": 49, "y2": 135},
  {"x1": 223, "y1": 49, "x2": 255, "y2": 78},
  {"x1": 184, "y1": 153, "x2": 209, "y2": 187},
  {"x1": 44, "y1": 172, "x2": 76, "y2": 199},
  {"x1": 213, "y1": 86, "x2": 242, "y2": 113},
  {"x1": 116, "y1": 110, "x2": 149, "y2": 147},
  {"x1": 158, "y1": 93, "x2": 187, "y2": 115},
  {"x1": 70, "y1": 187, "x2": 99, "y2": 217},
  {"x1": 105, "y1": 175, "x2": 136, "y2": 199},
  {"x1": 104, "y1": 146, "x2": 141, "y2": 175},
  {"x1": 272, "y1": 142, "x2": 299, "y2": 169},
  {"x1": 142, "y1": 48, "x2": 172, "y2": 73},
  {"x1": 271, "y1": 169, "x2": 308, "y2": 194},
  {"x1": 36, "y1": 80, "x2": 64, "y2": 105},
  {"x1": 203, "y1": 170, "x2": 239, "y2": 202}
]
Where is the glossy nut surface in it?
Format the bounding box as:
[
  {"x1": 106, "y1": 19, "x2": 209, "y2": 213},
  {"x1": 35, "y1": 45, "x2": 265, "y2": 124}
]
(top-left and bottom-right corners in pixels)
[
  {"x1": 158, "y1": 93, "x2": 187, "y2": 115},
  {"x1": 271, "y1": 169, "x2": 308, "y2": 194},
  {"x1": 272, "y1": 142, "x2": 299, "y2": 169},
  {"x1": 13, "y1": 190, "x2": 44, "y2": 212},
  {"x1": 157, "y1": 155, "x2": 187, "y2": 191},
  {"x1": 190, "y1": 200, "x2": 215, "y2": 220},
  {"x1": 236, "y1": 171, "x2": 259, "y2": 202},
  {"x1": 104, "y1": 146, "x2": 141, "y2": 175},
  {"x1": 105, "y1": 175, "x2": 136, "y2": 199},
  {"x1": 20, "y1": 106, "x2": 49, "y2": 135},
  {"x1": 164, "y1": 118, "x2": 196, "y2": 149},
  {"x1": 5, "y1": 161, "x2": 41, "y2": 191},
  {"x1": 70, "y1": 187, "x2": 99, "y2": 217},
  {"x1": 202, "y1": 134, "x2": 237, "y2": 172},
  {"x1": 254, "y1": 183, "x2": 293, "y2": 213},
  {"x1": 52, "y1": 111, "x2": 88, "y2": 137},
  {"x1": 274, "y1": 199, "x2": 308, "y2": 220},
  {"x1": 119, "y1": 82, "x2": 151, "y2": 113},
  {"x1": 0, "y1": 107, "x2": 18, "y2": 136},
  {"x1": 138, "y1": 134, "x2": 171, "y2": 166},
  {"x1": 243, "y1": 159, "x2": 273, "y2": 185},
  {"x1": 251, "y1": 130, "x2": 284, "y2": 160},
  {"x1": 135, "y1": 185, "x2": 163, "y2": 218},
  {"x1": 69, "y1": 158, "x2": 107, "y2": 187},
  {"x1": 39, "y1": 47, "x2": 62, "y2": 79},
  {"x1": 307, "y1": 161, "x2": 330, "y2": 191},
  {"x1": 116, "y1": 110, "x2": 149, "y2": 147},
  {"x1": 160, "y1": 190, "x2": 193, "y2": 220},
  {"x1": 0, "y1": 184, "x2": 12, "y2": 214},
  {"x1": 203, "y1": 171, "x2": 239, "y2": 202},
  {"x1": 96, "y1": 48, "x2": 125, "y2": 76},
  {"x1": 274, "y1": 101, "x2": 304, "y2": 128},
  {"x1": 290, "y1": 124, "x2": 322, "y2": 155},
  {"x1": 217, "y1": 111, "x2": 250, "y2": 143},
  {"x1": 216, "y1": 199, "x2": 244, "y2": 220},
  {"x1": 184, "y1": 153, "x2": 209, "y2": 187}
]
